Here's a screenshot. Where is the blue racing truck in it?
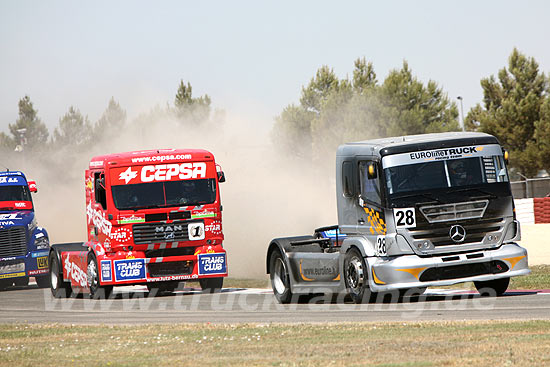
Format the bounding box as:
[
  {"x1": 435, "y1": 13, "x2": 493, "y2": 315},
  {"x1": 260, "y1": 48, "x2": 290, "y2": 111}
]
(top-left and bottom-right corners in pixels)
[{"x1": 0, "y1": 171, "x2": 50, "y2": 289}]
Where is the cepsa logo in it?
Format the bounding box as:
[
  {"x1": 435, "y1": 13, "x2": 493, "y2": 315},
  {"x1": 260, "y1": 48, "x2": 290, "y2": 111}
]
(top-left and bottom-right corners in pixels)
[{"x1": 112, "y1": 163, "x2": 207, "y2": 185}]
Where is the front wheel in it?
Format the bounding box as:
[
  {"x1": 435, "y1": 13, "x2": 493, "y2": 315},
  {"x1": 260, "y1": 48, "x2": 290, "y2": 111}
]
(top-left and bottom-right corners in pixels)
[
  {"x1": 49, "y1": 252, "x2": 72, "y2": 298},
  {"x1": 200, "y1": 277, "x2": 223, "y2": 293},
  {"x1": 344, "y1": 248, "x2": 373, "y2": 304},
  {"x1": 269, "y1": 250, "x2": 293, "y2": 303},
  {"x1": 87, "y1": 254, "x2": 113, "y2": 300},
  {"x1": 474, "y1": 277, "x2": 509, "y2": 296}
]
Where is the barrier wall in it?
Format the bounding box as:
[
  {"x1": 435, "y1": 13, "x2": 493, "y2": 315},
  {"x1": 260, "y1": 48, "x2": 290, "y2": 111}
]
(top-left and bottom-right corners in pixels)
[
  {"x1": 534, "y1": 197, "x2": 550, "y2": 224},
  {"x1": 514, "y1": 197, "x2": 550, "y2": 224}
]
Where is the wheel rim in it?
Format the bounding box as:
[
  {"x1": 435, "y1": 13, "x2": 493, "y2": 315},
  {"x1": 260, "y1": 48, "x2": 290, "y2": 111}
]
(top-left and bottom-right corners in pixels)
[
  {"x1": 51, "y1": 260, "x2": 58, "y2": 290},
  {"x1": 346, "y1": 256, "x2": 364, "y2": 292},
  {"x1": 272, "y1": 257, "x2": 288, "y2": 295},
  {"x1": 87, "y1": 259, "x2": 98, "y2": 291}
]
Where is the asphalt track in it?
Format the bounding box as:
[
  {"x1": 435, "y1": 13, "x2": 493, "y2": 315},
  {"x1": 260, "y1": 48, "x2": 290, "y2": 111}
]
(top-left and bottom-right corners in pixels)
[{"x1": 1, "y1": 282, "x2": 549, "y2": 324}]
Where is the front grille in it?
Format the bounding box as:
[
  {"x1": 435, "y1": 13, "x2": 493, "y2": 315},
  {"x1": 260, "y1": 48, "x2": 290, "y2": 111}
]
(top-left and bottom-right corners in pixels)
[
  {"x1": 419, "y1": 260, "x2": 509, "y2": 282},
  {"x1": 133, "y1": 221, "x2": 194, "y2": 244},
  {"x1": 420, "y1": 200, "x2": 488, "y2": 223},
  {"x1": 148, "y1": 261, "x2": 193, "y2": 277},
  {"x1": 145, "y1": 247, "x2": 195, "y2": 258},
  {"x1": 409, "y1": 217, "x2": 505, "y2": 247},
  {"x1": 0, "y1": 226, "x2": 27, "y2": 258}
]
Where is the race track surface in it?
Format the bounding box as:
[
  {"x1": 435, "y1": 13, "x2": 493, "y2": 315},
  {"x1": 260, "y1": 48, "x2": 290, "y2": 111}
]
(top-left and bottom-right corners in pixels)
[{"x1": 1, "y1": 283, "x2": 549, "y2": 324}]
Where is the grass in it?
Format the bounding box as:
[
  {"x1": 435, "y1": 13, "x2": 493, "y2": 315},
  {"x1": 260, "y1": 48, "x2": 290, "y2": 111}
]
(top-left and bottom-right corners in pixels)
[{"x1": 0, "y1": 321, "x2": 549, "y2": 366}]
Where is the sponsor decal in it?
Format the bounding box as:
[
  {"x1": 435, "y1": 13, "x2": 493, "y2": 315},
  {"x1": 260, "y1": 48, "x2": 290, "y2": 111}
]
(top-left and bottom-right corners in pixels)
[
  {"x1": 409, "y1": 146, "x2": 479, "y2": 161},
  {"x1": 110, "y1": 227, "x2": 133, "y2": 243},
  {"x1": 155, "y1": 224, "x2": 183, "y2": 240},
  {"x1": 85, "y1": 177, "x2": 94, "y2": 190},
  {"x1": 188, "y1": 222, "x2": 205, "y2": 241},
  {"x1": 0, "y1": 214, "x2": 19, "y2": 220},
  {"x1": 0, "y1": 221, "x2": 15, "y2": 226},
  {"x1": 35, "y1": 232, "x2": 45, "y2": 239},
  {"x1": 111, "y1": 162, "x2": 207, "y2": 185},
  {"x1": 86, "y1": 202, "x2": 112, "y2": 236},
  {"x1": 14, "y1": 202, "x2": 25, "y2": 208},
  {"x1": 130, "y1": 153, "x2": 192, "y2": 163},
  {"x1": 117, "y1": 214, "x2": 145, "y2": 224},
  {"x1": 191, "y1": 210, "x2": 216, "y2": 219},
  {"x1": 28, "y1": 269, "x2": 48, "y2": 276},
  {"x1": 114, "y1": 259, "x2": 146, "y2": 281},
  {"x1": 101, "y1": 260, "x2": 112, "y2": 282},
  {"x1": 205, "y1": 221, "x2": 222, "y2": 235},
  {"x1": 31, "y1": 251, "x2": 49, "y2": 258},
  {"x1": 0, "y1": 262, "x2": 24, "y2": 274},
  {"x1": 89, "y1": 160, "x2": 104, "y2": 168},
  {"x1": 64, "y1": 259, "x2": 88, "y2": 287},
  {"x1": 37, "y1": 256, "x2": 48, "y2": 269},
  {"x1": 198, "y1": 253, "x2": 226, "y2": 275},
  {"x1": 147, "y1": 274, "x2": 198, "y2": 282},
  {"x1": 0, "y1": 176, "x2": 23, "y2": 184},
  {"x1": 0, "y1": 272, "x2": 26, "y2": 279},
  {"x1": 0, "y1": 257, "x2": 16, "y2": 261}
]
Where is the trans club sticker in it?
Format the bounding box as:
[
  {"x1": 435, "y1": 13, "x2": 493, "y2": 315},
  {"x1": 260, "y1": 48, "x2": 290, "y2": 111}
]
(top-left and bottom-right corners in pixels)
[
  {"x1": 198, "y1": 253, "x2": 227, "y2": 275},
  {"x1": 114, "y1": 259, "x2": 145, "y2": 282},
  {"x1": 101, "y1": 260, "x2": 112, "y2": 282}
]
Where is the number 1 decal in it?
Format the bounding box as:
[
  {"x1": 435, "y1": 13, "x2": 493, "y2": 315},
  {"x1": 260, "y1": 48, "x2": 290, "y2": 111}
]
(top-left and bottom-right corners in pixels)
[{"x1": 393, "y1": 208, "x2": 416, "y2": 228}]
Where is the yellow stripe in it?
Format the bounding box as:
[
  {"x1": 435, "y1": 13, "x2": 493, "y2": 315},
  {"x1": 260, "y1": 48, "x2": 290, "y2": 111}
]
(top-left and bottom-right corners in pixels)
[
  {"x1": 395, "y1": 267, "x2": 428, "y2": 280},
  {"x1": 0, "y1": 272, "x2": 26, "y2": 279},
  {"x1": 503, "y1": 255, "x2": 526, "y2": 270},
  {"x1": 332, "y1": 274, "x2": 340, "y2": 281},
  {"x1": 372, "y1": 268, "x2": 385, "y2": 285}
]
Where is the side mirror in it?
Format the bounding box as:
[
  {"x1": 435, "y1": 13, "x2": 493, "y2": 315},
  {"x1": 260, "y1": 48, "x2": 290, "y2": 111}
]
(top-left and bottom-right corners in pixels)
[
  {"x1": 217, "y1": 171, "x2": 226, "y2": 183},
  {"x1": 367, "y1": 163, "x2": 377, "y2": 179},
  {"x1": 28, "y1": 180, "x2": 38, "y2": 193}
]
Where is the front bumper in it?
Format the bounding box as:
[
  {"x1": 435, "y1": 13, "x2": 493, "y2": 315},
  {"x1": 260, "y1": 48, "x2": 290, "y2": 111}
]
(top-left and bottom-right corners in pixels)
[{"x1": 367, "y1": 243, "x2": 529, "y2": 292}]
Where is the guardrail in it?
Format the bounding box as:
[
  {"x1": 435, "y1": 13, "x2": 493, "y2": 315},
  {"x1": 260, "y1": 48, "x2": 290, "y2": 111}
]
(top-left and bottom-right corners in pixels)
[{"x1": 511, "y1": 177, "x2": 550, "y2": 199}]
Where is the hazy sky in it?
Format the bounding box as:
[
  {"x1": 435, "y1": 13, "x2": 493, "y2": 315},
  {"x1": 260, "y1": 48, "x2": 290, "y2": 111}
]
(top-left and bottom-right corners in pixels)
[{"x1": 1, "y1": 0, "x2": 549, "y2": 133}]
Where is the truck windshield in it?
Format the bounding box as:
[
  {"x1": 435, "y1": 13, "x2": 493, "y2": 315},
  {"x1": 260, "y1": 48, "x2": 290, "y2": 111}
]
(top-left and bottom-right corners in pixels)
[
  {"x1": 111, "y1": 179, "x2": 216, "y2": 210},
  {"x1": 0, "y1": 185, "x2": 33, "y2": 205},
  {"x1": 384, "y1": 155, "x2": 508, "y2": 195}
]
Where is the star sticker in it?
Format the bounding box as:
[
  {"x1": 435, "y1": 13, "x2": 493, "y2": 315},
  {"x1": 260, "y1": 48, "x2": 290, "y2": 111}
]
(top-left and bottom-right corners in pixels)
[{"x1": 119, "y1": 167, "x2": 138, "y2": 184}]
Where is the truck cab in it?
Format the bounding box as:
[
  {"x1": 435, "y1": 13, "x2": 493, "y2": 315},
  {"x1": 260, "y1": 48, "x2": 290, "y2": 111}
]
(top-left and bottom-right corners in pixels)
[
  {"x1": 267, "y1": 132, "x2": 529, "y2": 303},
  {"x1": 0, "y1": 171, "x2": 50, "y2": 290},
  {"x1": 49, "y1": 149, "x2": 227, "y2": 298}
]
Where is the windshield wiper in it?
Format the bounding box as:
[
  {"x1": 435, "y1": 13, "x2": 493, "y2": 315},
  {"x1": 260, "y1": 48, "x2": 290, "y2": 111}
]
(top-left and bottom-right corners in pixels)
[
  {"x1": 392, "y1": 193, "x2": 443, "y2": 205},
  {"x1": 449, "y1": 188, "x2": 497, "y2": 199}
]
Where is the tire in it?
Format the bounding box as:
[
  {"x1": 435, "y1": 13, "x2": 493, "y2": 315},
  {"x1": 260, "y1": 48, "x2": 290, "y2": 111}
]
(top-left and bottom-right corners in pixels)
[
  {"x1": 269, "y1": 250, "x2": 293, "y2": 303},
  {"x1": 49, "y1": 252, "x2": 72, "y2": 298},
  {"x1": 35, "y1": 276, "x2": 49, "y2": 288},
  {"x1": 14, "y1": 277, "x2": 29, "y2": 287},
  {"x1": 474, "y1": 277, "x2": 509, "y2": 297},
  {"x1": 87, "y1": 253, "x2": 113, "y2": 300},
  {"x1": 200, "y1": 277, "x2": 223, "y2": 293},
  {"x1": 344, "y1": 248, "x2": 373, "y2": 304}
]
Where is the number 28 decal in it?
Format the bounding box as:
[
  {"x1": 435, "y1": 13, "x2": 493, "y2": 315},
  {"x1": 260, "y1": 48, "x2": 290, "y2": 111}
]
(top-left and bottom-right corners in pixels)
[
  {"x1": 376, "y1": 236, "x2": 387, "y2": 256},
  {"x1": 393, "y1": 208, "x2": 416, "y2": 228}
]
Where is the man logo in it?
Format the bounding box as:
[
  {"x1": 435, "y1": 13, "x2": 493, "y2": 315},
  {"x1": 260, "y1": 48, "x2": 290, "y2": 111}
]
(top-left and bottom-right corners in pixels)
[{"x1": 449, "y1": 225, "x2": 466, "y2": 243}]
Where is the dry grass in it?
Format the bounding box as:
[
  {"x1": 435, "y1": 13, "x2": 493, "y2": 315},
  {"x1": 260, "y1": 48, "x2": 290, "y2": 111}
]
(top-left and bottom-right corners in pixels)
[{"x1": 0, "y1": 321, "x2": 549, "y2": 366}]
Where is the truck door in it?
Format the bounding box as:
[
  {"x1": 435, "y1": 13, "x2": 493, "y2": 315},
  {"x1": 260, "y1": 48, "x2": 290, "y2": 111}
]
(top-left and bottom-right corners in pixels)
[{"x1": 356, "y1": 160, "x2": 387, "y2": 246}]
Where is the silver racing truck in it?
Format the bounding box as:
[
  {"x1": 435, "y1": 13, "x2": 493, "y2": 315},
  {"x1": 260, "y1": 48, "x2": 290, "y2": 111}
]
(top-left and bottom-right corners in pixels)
[{"x1": 266, "y1": 132, "x2": 530, "y2": 303}]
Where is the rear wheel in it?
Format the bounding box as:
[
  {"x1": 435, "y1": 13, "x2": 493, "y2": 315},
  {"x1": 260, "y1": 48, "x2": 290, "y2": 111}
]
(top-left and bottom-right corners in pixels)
[
  {"x1": 269, "y1": 250, "x2": 293, "y2": 303},
  {"x1": 474, "y1": 277, "x2": 509, "y2": 296},
  {"x1": 200, "y1": 277, "x2": 223, "y2": 293},
  {"x1": 87, "y1": 254, "x2": 113, "y2": 300},
  {"x1": 344, "y1": 248, "x2": 373, "y2": 304},
  {"x1": 49, "y1": 252, "x2": 72, "y2": 298}
]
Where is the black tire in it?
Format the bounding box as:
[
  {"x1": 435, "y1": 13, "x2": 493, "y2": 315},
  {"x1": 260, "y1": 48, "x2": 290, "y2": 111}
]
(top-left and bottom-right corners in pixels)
[
  {"x1": 269, "y1": 250, "x2": 293, "y2": 303},
  {"x1": 344, "y1": 248, "x2": 373, "y2": 304},
  {"x1": 49, "y1": 252, "x2": 72, "y2": 298},
  {"x1": 35, "y1": 276, "x2": 49, "y2": 288},
  {"x1": 474, "y1": 277, "x2": 510, "y2": 297},
  {"x1": 14, "y1": 277, "x2": 29, "y2": 287},
  {"x1": 87, "y1": 253, "x2": 113, "y2": 300},
  {"x1": 200, "y1": 277, "x2": 223, "y2": 293}
]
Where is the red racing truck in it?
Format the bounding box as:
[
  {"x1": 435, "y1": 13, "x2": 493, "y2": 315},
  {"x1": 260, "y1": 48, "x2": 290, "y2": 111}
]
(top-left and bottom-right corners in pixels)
[{"x1": 48, "y1": 149, "x2": 227, "y2": 299}]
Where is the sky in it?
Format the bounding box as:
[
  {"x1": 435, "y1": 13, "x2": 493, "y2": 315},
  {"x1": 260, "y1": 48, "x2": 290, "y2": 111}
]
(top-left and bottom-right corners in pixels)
[{"x1": 1, "y1": 0, "x2": 549, "y2": 133}]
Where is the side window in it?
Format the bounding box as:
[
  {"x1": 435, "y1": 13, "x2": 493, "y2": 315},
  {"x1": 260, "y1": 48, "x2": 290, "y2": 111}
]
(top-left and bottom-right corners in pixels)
[
  {"x1": 359, "y1": 161, "x2": 381, "y2": 206},
  {"x1": 94, "y1": 171, "x2": 107, "y2": 210},
  {"x1": 342, "y1": 161, "x2": 355, "y2": 197}
]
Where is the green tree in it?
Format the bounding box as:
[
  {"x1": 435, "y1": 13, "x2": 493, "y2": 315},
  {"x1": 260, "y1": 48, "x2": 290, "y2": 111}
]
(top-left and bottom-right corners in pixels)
[
  {"x1": 94, "y1": 97, "x2": 126, "y2": 140},
  {"x1": 53, "y1": 106, "x2": 92, "y2": 148},
  {"x1": 6, "y1": 95, "x2": 49, "y2": 151},
  {"x1": 466, "y1": 48, "x2": 549, "y2": 177},
  {"x1": 174, "y1": 80, "x2": 212, "y2": 124}
]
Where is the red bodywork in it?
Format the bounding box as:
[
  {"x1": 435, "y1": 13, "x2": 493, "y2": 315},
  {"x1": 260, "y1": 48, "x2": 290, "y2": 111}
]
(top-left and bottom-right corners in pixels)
[{"x1": 61, "y1": 149, "x2": 227, "y2": 290}]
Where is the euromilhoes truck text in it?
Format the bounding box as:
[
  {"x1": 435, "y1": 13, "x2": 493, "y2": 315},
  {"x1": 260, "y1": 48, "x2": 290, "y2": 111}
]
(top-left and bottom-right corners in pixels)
[
  {"x1": 49, "y1": 149, "x2": 228, "y2": 299},
  {"x1": 0, "y1": 171, "x2": 50, "y2": 290},
  {"x1": 267, "y1": 132, "x2": 530, "y2": 303}
]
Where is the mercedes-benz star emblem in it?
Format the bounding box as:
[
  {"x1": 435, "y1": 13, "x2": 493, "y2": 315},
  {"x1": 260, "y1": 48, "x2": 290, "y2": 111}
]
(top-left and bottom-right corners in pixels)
[{"x1": 449, "y1": 225, "x2": 466, "y2": 243}]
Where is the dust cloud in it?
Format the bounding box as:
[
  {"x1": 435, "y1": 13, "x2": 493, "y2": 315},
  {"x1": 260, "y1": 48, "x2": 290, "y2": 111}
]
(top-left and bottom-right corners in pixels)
[{"x1": 12, "y1": 109, "x2": 337, "y2": 278}]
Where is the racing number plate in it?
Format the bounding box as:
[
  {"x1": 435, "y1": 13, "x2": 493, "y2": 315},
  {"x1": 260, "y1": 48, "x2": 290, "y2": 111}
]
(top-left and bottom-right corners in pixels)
[{"x1": 393, "y1": 208, "x2": 416, "y2": 229}]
